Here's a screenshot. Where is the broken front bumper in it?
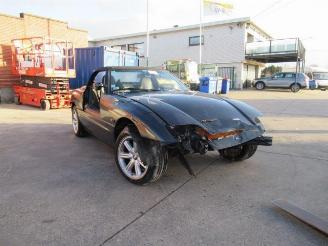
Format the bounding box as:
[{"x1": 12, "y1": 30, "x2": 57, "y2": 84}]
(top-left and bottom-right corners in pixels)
[{"x1": 208, "y1": 128, "x2": 272, "y2": 150}]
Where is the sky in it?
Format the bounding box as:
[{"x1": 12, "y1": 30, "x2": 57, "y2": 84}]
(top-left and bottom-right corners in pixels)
[{"x1": 1, "y1": 0, "x2": 327, "y2": 68}]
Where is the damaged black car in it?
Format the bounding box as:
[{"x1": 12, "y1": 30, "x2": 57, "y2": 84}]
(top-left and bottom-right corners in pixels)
[{"x1": 71, "y1": 67, "x2": 272, "y2": 184}]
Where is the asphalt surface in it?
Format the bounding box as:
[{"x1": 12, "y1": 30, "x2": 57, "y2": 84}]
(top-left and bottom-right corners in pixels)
[{"x1": 0, "y1": 90, "x2": 327, "y2": 246}]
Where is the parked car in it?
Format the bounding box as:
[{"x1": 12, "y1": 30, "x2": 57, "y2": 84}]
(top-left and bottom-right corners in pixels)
[
  {"x1": 254, "y1": 72, "x2": 309, "y2": 92},
  {"x1": 312, "y1": 72, "x2": 328, "y2": 89},
  {"x1": 71, "y1": 67, "x2": 272, "y2": 184}
]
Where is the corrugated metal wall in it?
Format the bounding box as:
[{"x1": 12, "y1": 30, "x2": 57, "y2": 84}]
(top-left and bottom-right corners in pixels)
[
  {"x1": 69, "y1": 46, "x2": 139, "y2": 89},
  {"x1": 69, "y1": 47, "x2": 105, "y2": 89}
]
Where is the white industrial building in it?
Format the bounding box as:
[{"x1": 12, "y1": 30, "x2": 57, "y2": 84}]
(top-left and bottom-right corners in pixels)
[{"x1": 89, "y1": 17, "x2": 272, "y2": 89}]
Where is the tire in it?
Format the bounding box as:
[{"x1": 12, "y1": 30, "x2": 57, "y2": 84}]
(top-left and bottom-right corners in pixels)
[
  {"x1": 290, "y1": 83, "x2": 301, "y2": 93},
  {"x1": 219, "y1": 143, "x2": 257, "y2": 161},
  {"x1": 40, "y1": 100, "x2": 50, "y2": 110},
  {"x1": 115, "y1": 126, "x2": 168, "y2": 185},
  {"x1": 71, "y1": 106, "x2": 87, "y2": 137},
  {"x1": 14, "y1": 96, "x2": 21, "y2": 105},
  {"x1": 255, "y1": 82, "x2": 265, "y2": 90}
]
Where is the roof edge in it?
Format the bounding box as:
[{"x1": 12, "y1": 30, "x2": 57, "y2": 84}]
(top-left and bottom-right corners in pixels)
[
  {"x1": 0, "y1": 12, "x2": 88, "y2": 33},
  {"x1": 0, "y1": 12, "x2": 22, "y2": 19},
  {"x1": 90, "y1": 17, "x2": 254, "y2": 42},
  {"x1": 20, "y1": 12, "x2": 67, "y2": 24}
]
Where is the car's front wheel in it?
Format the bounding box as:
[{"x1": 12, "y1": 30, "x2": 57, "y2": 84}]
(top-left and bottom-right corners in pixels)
[
  {"x1": 219, "y1": 143, "x2": 257, "y2": 161},
  {"x1": 115, "y1": 126, "x2": 168, "y2": 185},
  {"x1": 255, "y1": 82, "x2": 265, "y2": 90},
  {"x1": 290, "y1": 83, "x2": 301, "y2": 92}
]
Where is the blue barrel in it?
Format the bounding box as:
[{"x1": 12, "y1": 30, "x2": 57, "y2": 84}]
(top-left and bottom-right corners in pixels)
[
  {"x1": 221, "y1": 79, "x2": 230, "y2": 94},
  {"x1": 199, "y1": 77, "x2": 220, "y2": 93},
  {"x1": 199, "y1": 77, "x2": 210, "y2": 93},
  {"x1": 309, "y1": 80, "x2": 317, "y2": 90}
]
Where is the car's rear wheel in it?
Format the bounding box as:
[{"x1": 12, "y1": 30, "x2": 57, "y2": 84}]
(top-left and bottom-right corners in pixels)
[
  {"x1": 290, "y1": 83, "x2": 301, "y2": 92},
  {"x1": 219, "y1": 143, "x2": 257, "y2": 161},
  {"x1": 255, "y1": 82, "x2": 265, "y2": 90},
  {"x1": 115, "y1": 126, "x2": 168, "y2": 185},
  {"x1": 72, "y1": 106, "x2": 87, "y2": 137}
]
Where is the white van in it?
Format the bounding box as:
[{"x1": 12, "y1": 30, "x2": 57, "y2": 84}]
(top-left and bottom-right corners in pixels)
[{"x1": 312, "y1": 72, "x2": 328, "y2": 89}]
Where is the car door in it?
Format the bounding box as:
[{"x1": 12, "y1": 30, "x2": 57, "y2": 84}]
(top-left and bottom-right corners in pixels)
[
  {"x1": 267, "y1": 73, "x2": 284, "y2": 87},
  {"x1": 283, "y1": 73, "x2": 296, "y2": 87},
  {"x1": 82, "y1": 70, "x2": 111, "y2": 141}
]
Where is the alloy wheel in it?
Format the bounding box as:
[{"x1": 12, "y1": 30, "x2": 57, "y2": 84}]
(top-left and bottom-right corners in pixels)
[
  {"x1": 117, "y1": 135, "x2": 148, "y2": 180},
  {"x1": 256, "y1": 82, "x2": 264, "y2": 90},
  {"x1": 291, "y1": 83, "x2": 300, "y2": 92}
]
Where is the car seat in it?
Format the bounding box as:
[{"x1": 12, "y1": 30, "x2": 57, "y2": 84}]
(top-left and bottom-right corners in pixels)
[{"x1": 140, "y1": 77, "x2": 153, "y2": 90}]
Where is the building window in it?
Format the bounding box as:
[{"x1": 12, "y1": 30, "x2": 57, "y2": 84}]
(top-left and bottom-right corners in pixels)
[
  {"x1": 128, "y1": 42, "x2": 145, "y2": 57},
  {"x1": 189, "y1": 35, "x2": 204, "y2": 46}
]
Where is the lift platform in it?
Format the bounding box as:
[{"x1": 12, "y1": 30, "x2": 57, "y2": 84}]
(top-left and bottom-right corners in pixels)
[{"x1": 11, "y1": 37, "x2": 75, "y2": 110}]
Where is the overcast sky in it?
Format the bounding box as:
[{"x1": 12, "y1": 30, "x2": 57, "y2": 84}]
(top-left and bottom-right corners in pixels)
[{"x1": 1, "y1": 0, "x2": 327, "y2": 67}]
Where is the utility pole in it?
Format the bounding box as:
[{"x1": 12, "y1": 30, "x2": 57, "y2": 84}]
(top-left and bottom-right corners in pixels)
[
  {"x1": 199, "y1": 0, "x2": 203, "y2": 66},
  {"x1": 146, "y1": 0, "x2": 150, "y2": 66}
]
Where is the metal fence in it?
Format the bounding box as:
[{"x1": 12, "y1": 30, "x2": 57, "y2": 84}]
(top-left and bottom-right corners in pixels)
[{"x1": 199, "y1": 64, "x2": 236, "y2": 89}]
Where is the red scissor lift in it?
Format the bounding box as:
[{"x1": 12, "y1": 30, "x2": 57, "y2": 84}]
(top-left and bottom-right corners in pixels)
[{"x1": 12, "y1": 37, "x2": 75, "y2": 110}]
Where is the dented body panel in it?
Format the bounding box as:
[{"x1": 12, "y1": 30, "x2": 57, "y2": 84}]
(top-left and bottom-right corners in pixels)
[
  {"x1": 127, "y1": 91, "x2": 265, "y2": 150},
  {"x1": 71, "y1": 67, "x2": 271, "y2": 154}
]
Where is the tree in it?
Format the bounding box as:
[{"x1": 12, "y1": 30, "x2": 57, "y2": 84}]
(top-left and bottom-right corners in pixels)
[{"x1": 261, "y1": 65, "x2": 282, "y2": 77}]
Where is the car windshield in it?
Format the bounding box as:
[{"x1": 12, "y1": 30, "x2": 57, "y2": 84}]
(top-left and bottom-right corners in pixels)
[
  {"x1": 313, "y1": 72, "x2": 328, "y2": 80},
  {"x1": 110, "y1": 70, "x2": 188, "y2": 93}
]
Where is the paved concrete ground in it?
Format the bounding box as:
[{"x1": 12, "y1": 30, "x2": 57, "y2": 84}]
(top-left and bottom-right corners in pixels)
[{"x1": 0, "y1": 90, "x2": 327, "y2": 246}]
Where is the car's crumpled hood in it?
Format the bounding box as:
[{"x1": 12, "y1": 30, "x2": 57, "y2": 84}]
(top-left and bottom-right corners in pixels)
[{"x1": 128, "y1": 91, "x2": 263, "y2": 134}]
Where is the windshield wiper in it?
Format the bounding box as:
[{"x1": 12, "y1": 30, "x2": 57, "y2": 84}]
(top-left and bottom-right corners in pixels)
[{"x1": 112, "y1": 88, "x2": 161, "y2": 92}]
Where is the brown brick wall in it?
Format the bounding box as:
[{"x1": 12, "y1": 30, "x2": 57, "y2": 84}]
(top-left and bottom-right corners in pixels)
[{"x1": 0, "y1": 13, "x2": 88, "y2": 89}]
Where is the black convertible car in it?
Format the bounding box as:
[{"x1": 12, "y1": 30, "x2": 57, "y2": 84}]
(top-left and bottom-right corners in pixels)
[{"x1": 71, "y1": 67, "x2": 272, "y2": 184}]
